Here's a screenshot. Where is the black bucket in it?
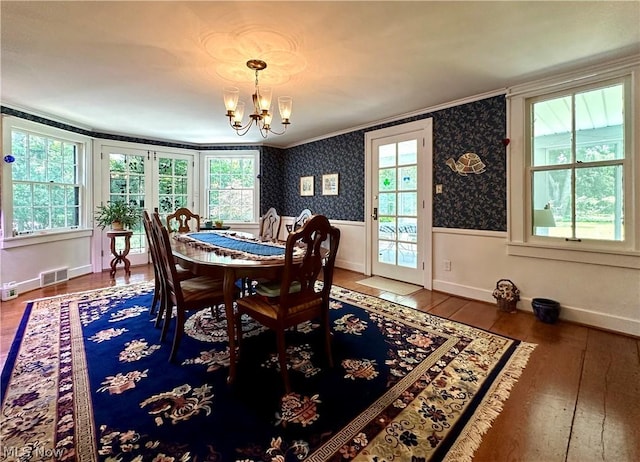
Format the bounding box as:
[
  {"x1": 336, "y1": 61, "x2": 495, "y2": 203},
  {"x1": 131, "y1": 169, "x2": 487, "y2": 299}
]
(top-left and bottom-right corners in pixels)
[{"x1": 531, "y1": 298, "x2": 560, "y2": 324}]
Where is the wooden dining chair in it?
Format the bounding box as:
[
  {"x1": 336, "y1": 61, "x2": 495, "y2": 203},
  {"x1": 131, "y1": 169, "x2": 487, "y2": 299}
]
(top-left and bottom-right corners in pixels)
[
  {"x1": 286, "y1": 208, "x2": 312, "y2": 233},
  {"x1": 143, "y1": 211, "x2": 198, "y2": 327},
  {"x1": 238, "y1": 207, "x2": 283, "y2": 296},
  {"x1": 235, "y1": 214, "x2": 341, "y2": 392},
  {"x1": 142, "y1": 211, "x2": 163, "y2": 317},
  {"x1": 151, "y1": 212, "x2": 231, "y2": 362},
  {"x1": 166, "y1": 207, "x2": 200, "y2": 233},
  {"x1": 258, "y1": 207, "x2": 281, "y2": 241}
]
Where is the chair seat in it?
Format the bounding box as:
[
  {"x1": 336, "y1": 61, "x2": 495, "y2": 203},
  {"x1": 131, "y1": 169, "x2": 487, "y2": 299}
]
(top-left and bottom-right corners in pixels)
[
  {"x1": 176, "y1": 265, "x2": 196, "y2": 280},
  {"x1": 237, "y1": 293, "x2": 321, "y2": 320},
  {"x1": 180, "y1": 276, "x2": 225, "y2": 306},
  {"x1": 254, "y1": 280, "x2": 301, "y2": 298}
]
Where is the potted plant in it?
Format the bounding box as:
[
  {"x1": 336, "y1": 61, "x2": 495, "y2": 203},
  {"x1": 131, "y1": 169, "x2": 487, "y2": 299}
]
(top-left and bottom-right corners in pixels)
[
  {"x1": 94, "y1": 200, "x2": 141, "y2": 231},
  {"x1": 214, "y1": 219, "x2": 224, "y2": 228}
]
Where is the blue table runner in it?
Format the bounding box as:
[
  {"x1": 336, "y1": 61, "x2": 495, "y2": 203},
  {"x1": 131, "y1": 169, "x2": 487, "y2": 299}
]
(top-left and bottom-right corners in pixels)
[{"x1": 186, "y1": 232, "x2": 285, "y2": 257}]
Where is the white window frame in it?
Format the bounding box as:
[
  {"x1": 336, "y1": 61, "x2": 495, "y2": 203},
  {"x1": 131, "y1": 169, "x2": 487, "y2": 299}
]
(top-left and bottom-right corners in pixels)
[
  {"x1": 506, "y1": 58, "x2": 640, "y2": 269},
  {"x1": 1, "y1": 117, "x2": 93, "y2": 247},
  {"x1": 200, "y1": 150, "x2": 260, "y2": 224}
]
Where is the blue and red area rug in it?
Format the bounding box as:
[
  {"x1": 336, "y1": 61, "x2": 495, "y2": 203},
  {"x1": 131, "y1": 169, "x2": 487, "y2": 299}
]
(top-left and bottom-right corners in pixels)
[{"x1": 1, "y1": 283, "x2": 535, "y2": 461}]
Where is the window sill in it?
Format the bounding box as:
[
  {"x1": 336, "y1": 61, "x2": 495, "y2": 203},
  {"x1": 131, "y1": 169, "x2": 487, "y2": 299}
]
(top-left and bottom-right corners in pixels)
[
  {"x1": 507, "y1": 242, "x2": 640, "y2": 269},
  {"x1": 1, "y1": 228, "x2": 94, "y2": 249}
]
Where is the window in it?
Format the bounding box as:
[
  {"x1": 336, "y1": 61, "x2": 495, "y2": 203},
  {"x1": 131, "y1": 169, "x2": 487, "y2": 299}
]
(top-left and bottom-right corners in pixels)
[
  {"x1": 7, "y1": 126, "x2": 85, "y2": 235},
  {"x1": 507, "y1": 60, "x2": 639, "y2": 268},
  {"x1": 529, "y1": 81, "x2": 626, "y2": 242},
  {"x1": 203, "y1": 150, "x2": 260, "y2": 223}
]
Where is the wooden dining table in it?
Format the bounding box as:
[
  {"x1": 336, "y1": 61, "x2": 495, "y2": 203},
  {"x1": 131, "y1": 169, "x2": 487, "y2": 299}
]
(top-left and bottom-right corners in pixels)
[{"x1": 170, "y1": 230, "x2": 289, "y2": 384}]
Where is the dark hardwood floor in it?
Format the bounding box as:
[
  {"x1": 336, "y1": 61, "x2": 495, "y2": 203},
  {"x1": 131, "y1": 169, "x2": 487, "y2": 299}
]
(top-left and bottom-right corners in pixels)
[{"x1": 1, "y1": 265, "x2": 638, "y2": 461}]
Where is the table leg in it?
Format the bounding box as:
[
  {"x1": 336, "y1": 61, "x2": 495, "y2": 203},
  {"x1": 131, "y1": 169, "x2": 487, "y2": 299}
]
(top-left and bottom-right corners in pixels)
[
  {"x1": 223, "y1": 269, "x2": 237, "y2": 385},
  {"x1": 122, "y1": 234, "x2": 132, "y2": 276},
  {"x1": 109, "y1": 236, "x2": 119, "y2": 277}
]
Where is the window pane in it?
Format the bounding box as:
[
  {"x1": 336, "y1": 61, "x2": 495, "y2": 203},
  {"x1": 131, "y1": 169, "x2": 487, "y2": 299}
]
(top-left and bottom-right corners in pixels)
[
  {"x1": 532, "y1": 96, "x2": 572, "y2": 166},
  {"x1": 206, "y1": 154, "x2": 257, "y2": 222},
  {"x1": 52, "y1": 207, "x2": 66, "y2": 228},
  {"x1": 575, "y1": 165, "x2": 623, "y2": 241},
  {"x1": 577, "y1": 143, "x2": 622, "y2": 163},
  {"x1": 532, "y1": 170, "x2": 571, "y2": 238},
  {"x1": 576, "y1": 85, "x2": 624, "y2": 161}
]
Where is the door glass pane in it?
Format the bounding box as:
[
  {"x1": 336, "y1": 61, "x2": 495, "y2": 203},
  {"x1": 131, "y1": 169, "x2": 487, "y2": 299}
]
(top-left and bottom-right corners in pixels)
[
  {"x1": 398, "y1": 218, "x2": 417, "y2": 243},
  {"x1": 397, "y1": 140, "x2": 417, "y2": 165},
  {"x1": 398, "y1": 243, "x2": 417, "y2": 268},
  {"x1": 398, "y1": 192, "x2": 417, "y2": 216},
  {"x1": 379, "y1": 219, "x2": 396, "y2": 240},
  {"x1": 158, "y1": 157, "x2": 189, "y2": 217},
  {"x1": 379, "y1": 143, "x2": 396, "y2": 168},
  {"x1": 378, "y1": 240, "x2": 396, "y2": 265},
  {"x1": 378, "y1": 193, "x2": 396, "y2": 215},
  {"x1": 379, "y1": 168, "x2": 396, "y2": 191},
  {"x1": 398, "y1": 165, "x2": 417, "y2": 190}
]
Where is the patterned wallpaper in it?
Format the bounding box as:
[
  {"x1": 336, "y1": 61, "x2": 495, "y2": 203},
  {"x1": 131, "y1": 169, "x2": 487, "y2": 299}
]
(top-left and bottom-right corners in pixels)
[
  {"x1": 2, "y1": 96, "x2": 507, "y2": 230},
  {"x1": 280, "y1": 131, "x2": 365, "y2": 222},
  {"x1": 278, "y1": 95, "x2": 507, "y2": 230}
]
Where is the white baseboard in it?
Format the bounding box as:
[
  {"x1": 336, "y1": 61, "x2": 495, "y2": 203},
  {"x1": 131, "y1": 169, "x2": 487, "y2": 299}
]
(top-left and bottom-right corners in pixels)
[{"x1": 433, "y1": 279, "x2": 640, "y2": 337}]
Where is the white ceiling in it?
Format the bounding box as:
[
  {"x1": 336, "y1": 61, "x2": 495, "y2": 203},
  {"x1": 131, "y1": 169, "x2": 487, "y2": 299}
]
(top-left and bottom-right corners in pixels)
[{"x1": 2, "y1": 1, "x2": 639, "y2": 148}]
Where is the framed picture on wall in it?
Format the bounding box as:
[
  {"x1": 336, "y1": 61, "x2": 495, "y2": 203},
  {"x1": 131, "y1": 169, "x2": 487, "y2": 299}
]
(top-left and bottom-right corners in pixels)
[
  {"x1": 322, "y1": 173, "x2": 339, "y2": 195},
  {"x1": 300, "y1": 176, "x2": 314, "y2": 196}
]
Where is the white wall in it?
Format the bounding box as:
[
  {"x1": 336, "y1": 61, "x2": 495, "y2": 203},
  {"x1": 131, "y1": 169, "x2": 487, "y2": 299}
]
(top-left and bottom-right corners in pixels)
[
  {"x1": 1, "y1": 231, "x2": 94, "y2": 295},
  {"x1": 333, "y1": 222, "x2": 639, "y2": 336},
  {"x1": 432, "y1": 228, "x2": 640, "y2": 336}
]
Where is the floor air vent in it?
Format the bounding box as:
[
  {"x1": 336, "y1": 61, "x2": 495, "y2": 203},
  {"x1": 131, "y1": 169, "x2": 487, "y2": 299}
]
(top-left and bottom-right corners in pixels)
[{"x1": 40, "y1": 267, "x2": 69, "y2": 287}]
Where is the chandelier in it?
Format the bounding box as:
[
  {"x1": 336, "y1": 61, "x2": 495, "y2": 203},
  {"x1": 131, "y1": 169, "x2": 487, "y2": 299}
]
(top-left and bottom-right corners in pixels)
[{"x1": 223, "y1": 59, "x2": 292, "y2": 138}]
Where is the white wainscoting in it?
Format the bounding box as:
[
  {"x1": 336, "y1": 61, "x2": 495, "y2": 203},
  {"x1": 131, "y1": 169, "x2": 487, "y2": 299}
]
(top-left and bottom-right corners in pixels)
[
  {"x1": 326, "y1": 221, "x2": 639, "y2": 336},
  {"x1": 432, "y1": 228, "x2": 640, "y2": 337}
]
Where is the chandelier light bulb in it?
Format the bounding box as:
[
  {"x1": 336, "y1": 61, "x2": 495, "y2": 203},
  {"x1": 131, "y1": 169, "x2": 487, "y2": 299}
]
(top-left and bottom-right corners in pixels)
[
  {"x1": 233, "y1": 101, "x2": 245, "y2": 127},
  {"x1": 223, "y1": 87, "x2": 239, "y2": 115},
  {"x1": 263, "y1": 112, "x2": 273, "y2": 130},
  {"x1": 278, "y1": 96, "x2": 293, "y2": 123},
  {"x1": 258, "y1": 87, "x2": 272, "y2": 113}
]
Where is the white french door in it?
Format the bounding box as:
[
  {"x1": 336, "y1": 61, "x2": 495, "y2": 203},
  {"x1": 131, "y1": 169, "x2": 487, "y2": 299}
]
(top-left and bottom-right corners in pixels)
[
  {"x1": 99, "y1": 144, "x2": 196, "y2": 271},
  {"x1": 365, "y1": 119, "x2": 432, "y2": 288}
]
